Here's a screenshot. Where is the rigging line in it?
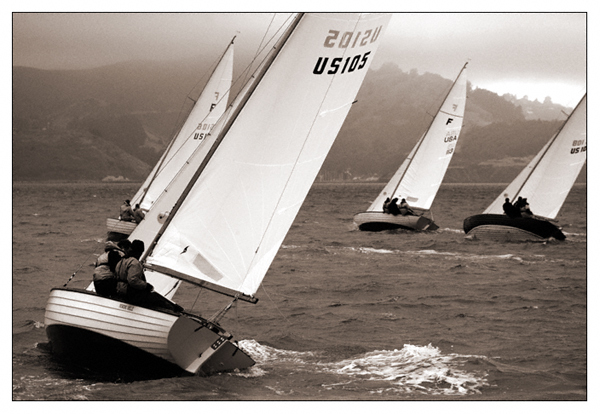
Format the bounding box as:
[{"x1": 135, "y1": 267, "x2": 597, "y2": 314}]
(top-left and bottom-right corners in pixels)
[
  {"x1": 148, "y1": 22, "x2": 296, "y2": 206},
  {"x1": 136, "y1": 40, "x2": 236, "y2": 206},
  {"x1": 161, "y1": 43, "x2": 230, "y2": 159},
  {"x1": 149, "y1": 41, "x2": 237, "y2": 179},
  {"x1": 260, "y1": 285, "x2": 291, "y2": 326},
  {"x1": 191, "y1": 284, "x2": 204, "y2": 311},
  {"x1": 63, "y1": 241, "x2": 104, "y2": 286},
  {"x1": 253, "y1": 14, "x2": 277, "y2": 65},
  {"x1": 163, "y1": 279, "x2": 181, "y2": 299},
  {"x1": 246, "y1": 13, "x2": 365, "y2": 266},
  {"x1": 209, "y1": 295, "x2": 239, "y2": 323},
  {"x1": 233, "y1": 13, "x2": 296, "y2": 102}
]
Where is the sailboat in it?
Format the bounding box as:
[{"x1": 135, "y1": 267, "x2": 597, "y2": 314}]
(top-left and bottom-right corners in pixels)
[
  {"x1": 45, "y1": 13, "x2": 392, "y2": 377},
  {"x1": 463, "y1": 94, "x2": 586, "y2": 241},
  {"x1": 106, "y1": 39, "x2": 235, "y2": 236},
  {"x1": 353, "y1": 63, "x2": 468, "y2": 231}
]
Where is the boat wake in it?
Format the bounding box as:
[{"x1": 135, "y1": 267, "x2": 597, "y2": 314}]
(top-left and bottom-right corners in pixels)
[
  {"x1": 440, "y1": 227, "x2": 464, "y2": 234},
  {"x1": 344, "y1": 246, "x2": 529, "y2": 262},
  {"x1": 237, "y1": 340, "x2": 488, "y2": 395}
]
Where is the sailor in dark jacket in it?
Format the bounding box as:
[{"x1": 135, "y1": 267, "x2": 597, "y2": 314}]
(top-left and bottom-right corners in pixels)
[
  {"x1": 503, "y1": 197, "x2": 520, "y2": 218},
  {"x1": 387, "y1": 198, "x2": 401, "y2": 215},
  {"x1": 120, "y1": 200, "x2": 135, "y2": 221},
  {"x1": 115, "y1": 240, "x2": 182, "y2": 312},
  {"x1": 93, "y1": 240, "x2": 130, "y2": 297}
]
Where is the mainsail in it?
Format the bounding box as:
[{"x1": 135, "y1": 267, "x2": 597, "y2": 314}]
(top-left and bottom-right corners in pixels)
[
  {"x1": 367, "y1": 63, "x2": 468, "y2": 212},
  {"x1": 129, "y1": 71, "x2": 256, "y2": 299},
  {"x1": 130, "y1": 40, "x2": 235, "y2": 211},
  {"x1": 483, "y1": 94, "x2": 587, "y2": 219},
  {"x1": 142, "y1": 13, "x2": 391, "y2": 299}
]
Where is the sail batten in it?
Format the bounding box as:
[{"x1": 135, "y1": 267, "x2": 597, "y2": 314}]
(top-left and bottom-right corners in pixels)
[{"x1": 144, "y1": 13, "x2": 391, "y2": 297}]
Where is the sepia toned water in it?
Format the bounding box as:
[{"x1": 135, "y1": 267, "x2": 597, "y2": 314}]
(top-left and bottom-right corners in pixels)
[{"x1": 12, "y1": 181, "x2": 586, "y2": 401}]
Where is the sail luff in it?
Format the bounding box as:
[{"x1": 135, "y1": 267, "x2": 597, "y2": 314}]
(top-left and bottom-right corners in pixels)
[
  {"x1": 134, "y1": 37, "x2": 237, "y2": 209},
  {"x1": 140, "y1": 13, "x2": 305, "y2": 266},
  {"x1": 388, "y1": 132, "x2": 426, "y2": 204}
]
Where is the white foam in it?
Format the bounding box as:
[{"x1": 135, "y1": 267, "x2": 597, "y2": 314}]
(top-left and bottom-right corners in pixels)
[
  {"x1": 441, "y1": 228, "x2": 464, "y2": 234},
  {"x1": 358, "y1": 247, "x2": 395, "y2": 254},
  {"x1": 237, "y1": 340, "x2": 488, "y2": 395}
]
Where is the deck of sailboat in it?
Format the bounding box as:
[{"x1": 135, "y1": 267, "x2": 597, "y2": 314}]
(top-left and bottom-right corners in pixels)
[{"x1": 106, "y1": 218, "x2": 137, "y2": 235}]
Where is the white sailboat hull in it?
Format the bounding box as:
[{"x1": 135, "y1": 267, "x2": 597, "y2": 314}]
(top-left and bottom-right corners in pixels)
[
  {"x1": 44, "y1": 288, "x2": 254, "y2": 376},
  {"x1": 353, "y1": 211, "x2": 439, "y2": 231},
  {"x1": 106, "y1": 218, "x2": 137, "y2": 236}
]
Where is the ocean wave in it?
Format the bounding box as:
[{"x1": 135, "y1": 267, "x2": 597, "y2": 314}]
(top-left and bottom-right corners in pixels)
[
  {"x1": 12, "y1": 375, "x2": 97, "y2": 401},
  {"x1": 237, "y1": 340, "x2": 488, "y2": 395}
]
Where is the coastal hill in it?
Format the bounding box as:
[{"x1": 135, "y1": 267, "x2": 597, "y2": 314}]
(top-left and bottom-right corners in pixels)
[{"x1": 12, "y1": 60, "x2": 583, "y2": 183}]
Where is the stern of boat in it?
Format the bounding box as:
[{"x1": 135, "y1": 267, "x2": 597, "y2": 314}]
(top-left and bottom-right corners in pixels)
[
  {"x1": 106, "y1": 217, "x2": 137, "y2": 237},
  {"x1": 167, "y1": 315, "x2": 255, "y2": 376}
]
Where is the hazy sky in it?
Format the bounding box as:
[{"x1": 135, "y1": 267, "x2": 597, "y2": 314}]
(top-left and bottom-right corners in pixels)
[{"x1": 11, "y1": 8, "x2": 588, "y2": 106}]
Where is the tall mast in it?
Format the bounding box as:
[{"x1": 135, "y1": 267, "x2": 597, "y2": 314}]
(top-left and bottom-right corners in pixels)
[
  {"x1": 140, "y1": 14, "x2": 304, "y2": 299},
  {"x1": 137, "y1": 37, "x2": 236, "y2": 207},
  {"x1": 389, "y1": 62, "x2": 468, "y2": 198}
]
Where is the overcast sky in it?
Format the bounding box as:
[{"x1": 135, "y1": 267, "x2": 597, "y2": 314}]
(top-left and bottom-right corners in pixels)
[{"x1": 11, "y1": 6, "x2": 588, "y2": 107}]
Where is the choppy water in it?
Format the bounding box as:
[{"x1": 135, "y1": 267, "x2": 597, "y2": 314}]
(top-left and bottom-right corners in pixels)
[{"x1": 12, "y1": 182, "x2": 587, "y2": 400}]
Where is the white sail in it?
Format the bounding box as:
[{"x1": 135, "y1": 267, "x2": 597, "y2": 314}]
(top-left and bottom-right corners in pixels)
[
  {"x1": 128, "y1": 72, "x2": 257, "y2": 298},
  {"x1": 144, "y1": 13, "x2": 391, "y2": 297},
  {"x1": 130, "y1": 41, "x2": 235, "y2": 211},
  {"x1": 92, "y1": 43, "x2": 234, "y2": 299},
  {"x1": 367, "y1": 64, "x2": 468, "y2": 212},
  {"x1": 484, "y1": 94, "x2": 586, "y2": 219}
]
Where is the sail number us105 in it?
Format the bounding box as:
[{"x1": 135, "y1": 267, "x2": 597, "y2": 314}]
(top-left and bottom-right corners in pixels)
[{"x1": 313, "y1": 26, "x2": 383, "y2": 76}]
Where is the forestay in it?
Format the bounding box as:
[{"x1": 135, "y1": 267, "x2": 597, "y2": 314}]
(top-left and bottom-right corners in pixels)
[
  {"x1": 130, "y1": 41, "x2": 235, "y2": 211},
  {"x1": 483, "y1": 94, "x2": 586, "y2": 219},
  {"x1": 367, "y1": 64, "x2": 467, "y2": 212},
  {"x1": 145, "y1": 13, "x2": 391, "y2": 297}
]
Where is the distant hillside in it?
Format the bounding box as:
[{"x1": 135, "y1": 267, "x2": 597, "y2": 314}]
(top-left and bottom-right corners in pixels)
[{"x1": 12, "y1": 60, "x2": 583, "y2": 183}]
